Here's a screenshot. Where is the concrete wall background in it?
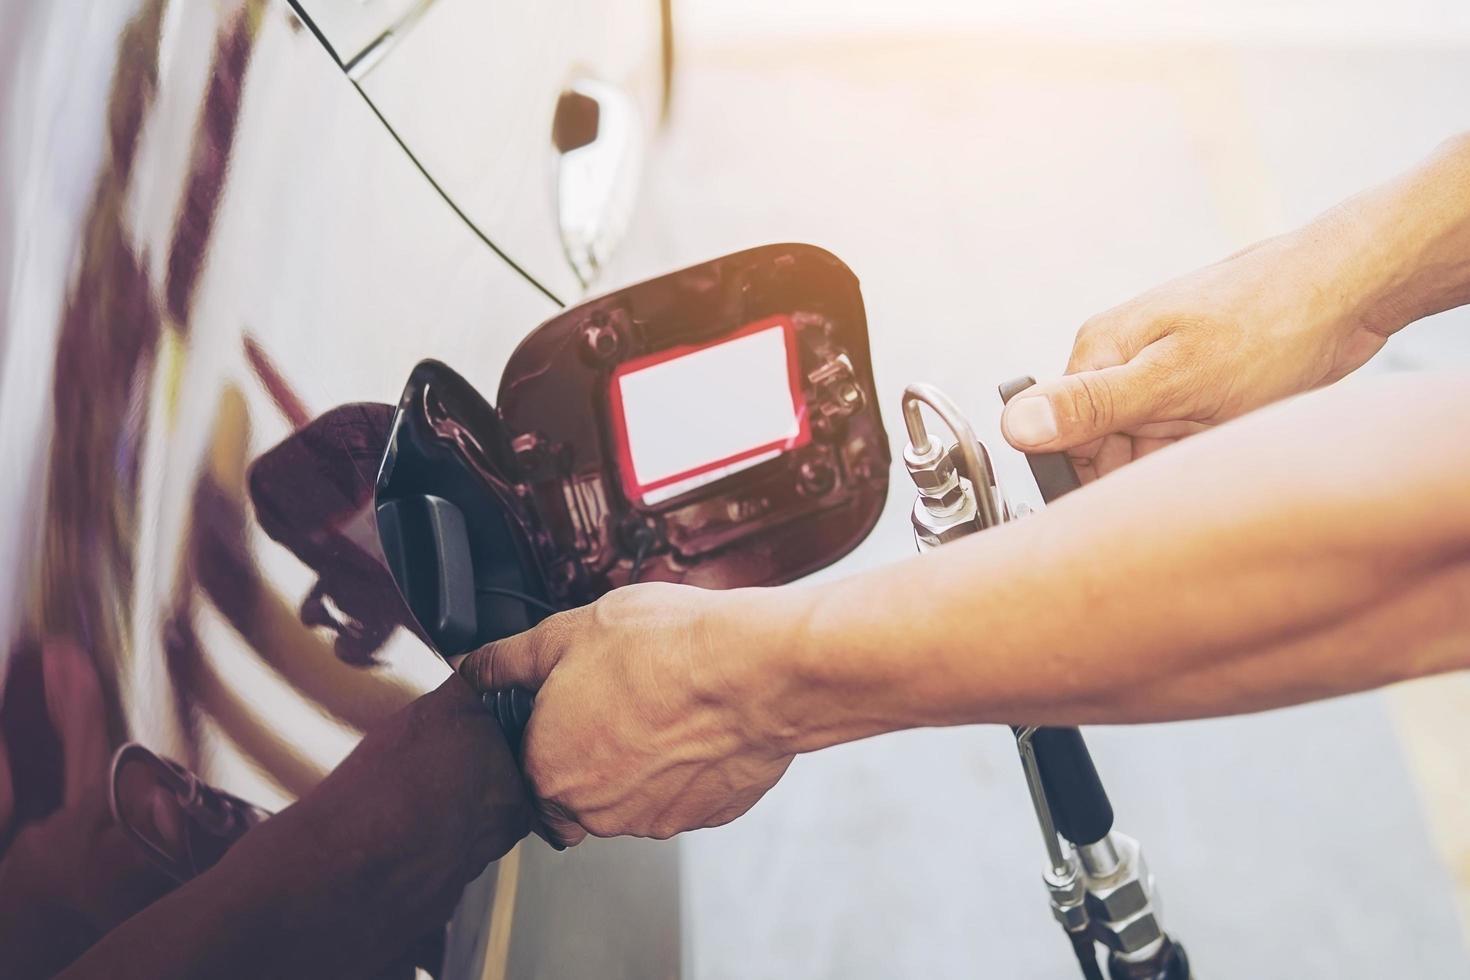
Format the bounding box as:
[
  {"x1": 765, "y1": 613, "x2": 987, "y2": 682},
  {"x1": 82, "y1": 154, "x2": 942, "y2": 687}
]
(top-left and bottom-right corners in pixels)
[{"x1": 604, "y1": 7, "x2": 1470, "y2": 977}]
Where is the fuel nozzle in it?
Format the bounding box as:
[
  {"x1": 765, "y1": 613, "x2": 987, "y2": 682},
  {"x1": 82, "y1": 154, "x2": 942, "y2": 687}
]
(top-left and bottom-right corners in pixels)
[
  {"x1": 893, "y1": 377, "x2": 1191, "y2": 980},
  {"x1": 997, "y1": 375, "x2": 1190, "y2": 980},
  {"x1": 900, "y1": 383, "x2": 1002, "y2": 549}
]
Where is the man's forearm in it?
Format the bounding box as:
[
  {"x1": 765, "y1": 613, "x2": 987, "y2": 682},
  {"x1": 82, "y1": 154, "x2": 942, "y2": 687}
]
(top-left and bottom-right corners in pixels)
[{"x1": 755, "y1": 373, "x2": 1470, "y2": 752}]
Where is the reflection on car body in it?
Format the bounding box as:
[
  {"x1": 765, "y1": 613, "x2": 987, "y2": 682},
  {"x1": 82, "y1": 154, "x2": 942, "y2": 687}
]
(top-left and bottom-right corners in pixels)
[{"x1": 0, "y1": 1, "x2": 678, "y2": 976}]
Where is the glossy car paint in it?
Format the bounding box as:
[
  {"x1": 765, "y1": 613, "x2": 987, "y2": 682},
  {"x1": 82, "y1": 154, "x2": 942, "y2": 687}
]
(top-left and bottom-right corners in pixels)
[{"x1": 0, "y1": 2, "x2": 677, "y2": 977}]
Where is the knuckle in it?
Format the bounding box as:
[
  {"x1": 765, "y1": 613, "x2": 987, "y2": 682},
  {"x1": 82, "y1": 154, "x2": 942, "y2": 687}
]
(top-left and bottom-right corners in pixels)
[
  {"x1": 1070, "y1": 318, "x2": 1110, "y2": 365},
  {"x1": 636, "y1": 580, "x2": 681, "y2": 601},
  {"x1": 524, "y1": 755, "x2": 559, "y2": 794},
  {"x1": 1071, "y1": 312, "x2": 1132, "y2": 370},
  {"x1": 524, "y1": 610, "x2": 576, "y2": 664},
  {"x1": 551, "y1": 605, "x2": 592, "y2": 641},
  {"x1": 1074, "y1": 313, "x2": 1111, "y2": 345},
  {"x1": 598, "y1": 581, "x2": 662, "y2": 619},
  {"x1": 522, "y1": 760, "x2": 556, "y2": 802},
  {"x1": 589, "y1": 591, "x2": 629, "y2": 626},
  {"x1": 1154, "y1": 311, "x2": 1219, "y2": 350},
  {"x1": 530, "y1": 611, "x2": 567, "y2": 649}
]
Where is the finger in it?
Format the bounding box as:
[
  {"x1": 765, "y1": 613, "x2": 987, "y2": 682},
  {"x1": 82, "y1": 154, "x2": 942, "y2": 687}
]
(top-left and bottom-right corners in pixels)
[
  {"x1": 538, "y1": 822, "x2": 586, "y2": 849},
  {"x1": 1071, "y1": 455, "x2": 1100, "y2": 485},
  {"x1": 458, "y1": 614, "x2": 571, "y2": 693},
  {"x1": 536, "y1": 799, "x2": 587, "y2": 849},
  {"x1": 1072, "y1": 421, "x2": 1203, "y2": 482},
  {"x1": 1126, "y1": 419, "x2": 1209, "y2": 440},
  {"x1": 1067, "y1": 435, "x2": 1104, "y2": 462},
  {"x1": 1089, "y1": 432, "x2": 1138, "y2": 479},
  {"x1": 1066, "y1": 326, "x2": 1129, "y2": 375},
  {"x1": 1131, "y1": 436, "x2": 1179, "y2": 458},
  {"x1": 1002, "y1": 358, "x2": 1180, "y2": 454}
]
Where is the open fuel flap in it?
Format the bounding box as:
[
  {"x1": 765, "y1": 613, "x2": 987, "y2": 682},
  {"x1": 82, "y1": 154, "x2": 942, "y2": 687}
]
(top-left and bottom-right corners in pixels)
[{"x1": 375, "y1": 243, "x2": 890, "y2": 659}]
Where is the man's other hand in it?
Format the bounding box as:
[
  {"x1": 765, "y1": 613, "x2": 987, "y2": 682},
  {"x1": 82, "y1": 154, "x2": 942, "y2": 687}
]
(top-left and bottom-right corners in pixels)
[
  {"x1": 458, "y1": 583, "x2": 795, "y2": 847},
  {"x1": 1001, "y1": 208, "x2": 1399, "y2": 480}
]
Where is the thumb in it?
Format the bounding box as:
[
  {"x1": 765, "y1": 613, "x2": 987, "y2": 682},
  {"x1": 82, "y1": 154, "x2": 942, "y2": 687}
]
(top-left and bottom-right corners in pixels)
[
  {"x1": 536, "y1": 799, "x2": 589, "y2": 849},
  {"x1": 1002, "y1": 363, "x2": 1165, "y2": 452},
  {"x1": 457, "y1": 615, "x2": 567, "y2": 693}
]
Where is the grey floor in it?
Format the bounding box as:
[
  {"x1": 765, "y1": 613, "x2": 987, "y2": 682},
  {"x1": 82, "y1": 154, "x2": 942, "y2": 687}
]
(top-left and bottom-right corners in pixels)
[{"x1": 605, "y1": 21, "x2": 1470, "y2": 980}]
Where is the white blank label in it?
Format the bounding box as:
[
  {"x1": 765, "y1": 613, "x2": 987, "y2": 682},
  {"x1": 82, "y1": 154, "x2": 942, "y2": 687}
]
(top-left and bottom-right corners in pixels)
[{"x1": 613, "y1": 322, "x2": 806, "y2": 502}]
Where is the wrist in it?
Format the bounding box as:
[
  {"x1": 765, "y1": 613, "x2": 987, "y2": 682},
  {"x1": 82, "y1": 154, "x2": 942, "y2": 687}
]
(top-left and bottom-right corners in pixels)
[
  {"x1": 1307, "y1": 134, "x2": 1470, "y2": 337},
  {"x1": 1272, "y1": 196, "x2": 1407, "y2": 344},
  {"x1": 726, "y1": 575, "x2": 924, "y2": 756},
  {"x1": 706, "y1": 585, "x2": 822, "y2": 757}
]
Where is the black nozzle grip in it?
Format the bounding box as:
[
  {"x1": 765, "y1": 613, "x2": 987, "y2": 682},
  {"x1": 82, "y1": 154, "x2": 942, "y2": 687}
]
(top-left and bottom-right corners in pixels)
[
  {"x1": 999, "y1": 378, "x2": 1112, "y2": 844},
  {"x1": 484, "y1": 687, "x2": 535, "y2": 756},
  {"x1": 1031, "y1": 726, "x2": 1114, "y2": 846},
  {"x1": 483, "y1": 688, "x2": 568, "y2": 851},
  {"x1": 998, "y1": 376, "x2": 1083, "y2": 503}
]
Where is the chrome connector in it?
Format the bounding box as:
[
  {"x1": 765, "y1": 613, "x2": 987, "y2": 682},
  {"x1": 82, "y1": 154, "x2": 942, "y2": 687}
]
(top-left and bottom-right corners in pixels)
[
  {"x1": 1079, "y1": 832, "x2": 1165, "y2": 960},
  {"x1": 903, "y1": 433, "x2": 961, "y2": 502},
  {"x1": 1016, "y1": 726, "x2": 1092, "y2": 936},
  {"x1": 909, "y1": 444, "x2": 983, "y2": 551},
  {"x1": 1045, "y1": 858, "x2": 1090, "y2": 933},
  {"x1": 900, "y1": 383, "x2": 1004, "y2": 552}
]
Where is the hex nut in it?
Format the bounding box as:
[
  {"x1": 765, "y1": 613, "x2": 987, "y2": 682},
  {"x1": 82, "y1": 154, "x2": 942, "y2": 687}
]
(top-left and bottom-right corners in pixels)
[
  {"x1": 928, "y1": 516, "x2": 980, "y2": 546},
  {"x1": 1083, "y1": 838, "x2": 1163, "y2": 956},
  {"x1": 927, "y1": 479, "x2": 967, "y2": 510},
  {"x1": 1103, "y1": 908, "x2": 1163, "y2": 955},
  {"x1": 904, "y1": 439, "x2": 959, "y2": 495},
  {"x1": 912, "y1": 495, "x2": 979, "y2": 546},
  {"x1": 1089, "y1": 875, "x2": 1150, "y2": 922}
]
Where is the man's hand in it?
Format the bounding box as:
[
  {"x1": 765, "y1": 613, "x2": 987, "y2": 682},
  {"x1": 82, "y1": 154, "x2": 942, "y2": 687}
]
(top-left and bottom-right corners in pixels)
[
  {"x1": 458, "y1": 583, "x2": 796, "y2": 846},
  {"x1": 1003, "y1": 132, "x2": 1470, "y2": 480},
  {"x1": 1001, "y1": 218, "x2": 1393, "y2": 480}
]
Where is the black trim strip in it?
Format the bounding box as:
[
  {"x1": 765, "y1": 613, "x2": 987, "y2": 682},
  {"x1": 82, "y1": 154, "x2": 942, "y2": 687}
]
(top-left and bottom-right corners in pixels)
[
  {"x1": 351, "y1": 85, "x2": 565, "y2": 307},
  {"x1": 283, "y1": 0, "x2": 565, "y2": 307},
  {"x1": 284, "y1": 0, "x2": 342, "y2": 67}
]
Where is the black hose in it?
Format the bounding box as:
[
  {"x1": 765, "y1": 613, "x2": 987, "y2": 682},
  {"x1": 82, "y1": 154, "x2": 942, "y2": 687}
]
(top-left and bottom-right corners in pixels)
[
  {"x1": 474, "y1": 585, "x2": 558, "y2": 615},
  {"x1": 1070, "y1": 930, "x2": 1106, "y2": 980}
]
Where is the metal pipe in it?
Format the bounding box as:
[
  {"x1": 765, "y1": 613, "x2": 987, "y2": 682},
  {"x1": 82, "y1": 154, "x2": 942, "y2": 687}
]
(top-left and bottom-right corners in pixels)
[
  {"x1": 1016, "y1": 726, "x2": 1072, "y2": 878},
  {"x1": 900, "y1": 383, "x2": 1001, "y2": 527},
  {"x1": 1077, "y1": 837, "x2": 1121, "y2": 879},
  {"x1": 901, "y1": 395, "x2": 933, "y2": 454}
]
